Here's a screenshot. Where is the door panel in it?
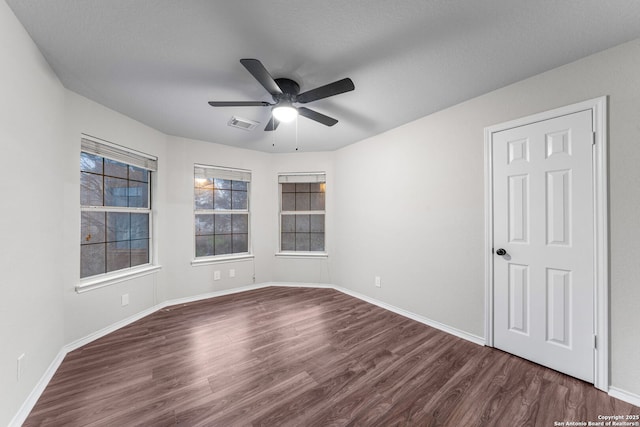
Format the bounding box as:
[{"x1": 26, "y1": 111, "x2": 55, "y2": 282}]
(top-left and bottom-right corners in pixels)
[
  {"x1": 508, "y1": 174, "x2": 529, "y2": 243},
  {"x1": 508, "y1": 263, "x2": 529, "y2": 334},
  {"x1": 546, "y1": 268, "x2": 571, "y2": 347},
  {"x1": 546, "y1": 170, "x2": 571, "y2": 246},
  {"x1": 493, "y1": 110, "x2": 594, "y2": 383}
]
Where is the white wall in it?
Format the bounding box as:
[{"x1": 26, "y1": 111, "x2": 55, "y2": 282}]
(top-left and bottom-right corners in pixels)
[
  {"x1": 333, "y1": 116, "x2": 485, "y2": 336},
  {"x1": 160, "y1": 140, "x2": 336, "y2": 300},
  {"x1": 270, "y1": 152, "x2": 336, "y2": 284},
  {"x1": 62, "y1": 92, "x2": 169, "y2": 344},
  {"x1": 0, "y1": 1, "x2": 66, "y2": 424},
  {"x1": 3, "y1": 0, "x2": 640, "y2": 422},
  {"x1": 162, "y1": 136, "x2": 272, "y2": 300},
  {"x1": 332, "y1": 38, "x2": 640, "y2": 395}
]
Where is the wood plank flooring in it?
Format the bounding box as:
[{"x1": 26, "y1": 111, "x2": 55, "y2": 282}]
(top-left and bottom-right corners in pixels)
[{"x1": 24, "y1": 287, "x2": 639, "y2": 426}]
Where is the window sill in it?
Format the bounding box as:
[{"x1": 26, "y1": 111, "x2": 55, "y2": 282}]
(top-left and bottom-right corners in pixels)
[
  {"x1": 275, "y1": 252, "x2": 329, "y2": 259},
  {"x1": 76, "y1": 264, "x2": 162, "y2": 293},
  {"x1": 191, "y1": 254, "x2": 254, "y2": 267}
]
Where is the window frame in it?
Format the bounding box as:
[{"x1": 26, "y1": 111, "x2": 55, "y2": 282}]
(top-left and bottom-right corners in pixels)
[
  {"x1": 191, "y1": 164, "x2": 253, "y2": 266},
  {"x1": 77, "y1": 135, "x2": 160, "y2": 293},
  {"x1": 277, "y1": 172, "x2": 328, "y2": 258}
]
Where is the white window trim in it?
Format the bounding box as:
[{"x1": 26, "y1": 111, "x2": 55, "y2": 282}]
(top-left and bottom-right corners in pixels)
[
  {"x1": 79, "y1": 135, "x2": 159, "y2": 291},
  {"x1": 81, "y1": 134, "x2": 158, "y2": 171},
  {"x1": 277, "y1": 172, "x2": 327, "y2": 255},
  {"x1": 192, "y1": 164, "x2": 252, "y2": 263},
  {"x1": 275, "y1": 251, "x2": 328, "y2": 259},
  {"x1": 76, "y1": 264, "x2": 161, "y2": 293},
  {"x1": 191, "y1": 254, "x2": 255, "y2": 266},
  {"x1": 278, "y1": 172, "x2": 326, "y2": 183}
]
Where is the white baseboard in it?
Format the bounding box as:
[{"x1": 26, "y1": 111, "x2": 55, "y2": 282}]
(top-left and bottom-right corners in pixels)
[
  {"x1": 162, "y1": 283, "x2": 272, "y2": 307},
  {"x1": 21, "y1": 280, "x2": 626, "y2": 426},
  {"x1": 65, "y1": 305, "x2": 163, "y2": 353},
  {"x1": 9, "y1": 349, "x2": 66, "y2": 427},
  {"x1": 328, "y1": 285, "x2": 486, "y2": 346},
  {"x1": 67, "y1": 283, "x2": 276, "y2": 353},
  {"x1": 264, "y1": 282, "x2": 486, "y2": 345},
  {"x1": 609, "y1": 386, "x2": 640, "y2": 408}
]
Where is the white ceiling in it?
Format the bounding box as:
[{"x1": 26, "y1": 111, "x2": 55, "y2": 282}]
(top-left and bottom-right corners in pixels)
[{"x1": 6, "y1": 1, "x2": 640, "y2": 153}]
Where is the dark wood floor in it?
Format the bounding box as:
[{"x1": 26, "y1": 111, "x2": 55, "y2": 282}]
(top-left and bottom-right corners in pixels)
[{"x1": 24, "y1": 286, "x2": 638, "y2": 426}]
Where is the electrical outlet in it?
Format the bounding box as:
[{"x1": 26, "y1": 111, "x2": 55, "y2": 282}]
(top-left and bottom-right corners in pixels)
[
  {"x1": 17, "y1": 353, "x2": 25, "y2": 381},
  {"x1": 214, "y1": 270, "x2": 221, "y2": 280},
  {"x1": 229, "y1": 269, "x2": 236, "y2": 278},
  {"x1": 121, "y1": 294, "x2": 129, "y2": 306},
  {"x1": 375, "y1": 276, "x2": 381, "y2": 288}
]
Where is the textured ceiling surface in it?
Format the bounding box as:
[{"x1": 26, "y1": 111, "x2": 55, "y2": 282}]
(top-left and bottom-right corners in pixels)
[{"x1": 6, "y1": 0, "x2": 640, "y2": 152}]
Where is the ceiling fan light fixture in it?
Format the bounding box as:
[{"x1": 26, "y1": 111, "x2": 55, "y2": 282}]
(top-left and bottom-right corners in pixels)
[
  {"x1": 209, "y1": 59, "x2": 353, "y2": 131},
  {"x1": 272, "y1": 104, "x2": 298, "y2": 122}
]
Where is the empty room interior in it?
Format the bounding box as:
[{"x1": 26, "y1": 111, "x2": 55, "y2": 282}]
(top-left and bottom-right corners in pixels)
[{"x1": 2, "y1": 1, "x2": 640, "y2": 425}]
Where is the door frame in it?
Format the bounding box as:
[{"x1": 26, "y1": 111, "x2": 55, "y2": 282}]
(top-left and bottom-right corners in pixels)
[{"x1": 483, "y1": 96, "x2": 608, "y2": 391}]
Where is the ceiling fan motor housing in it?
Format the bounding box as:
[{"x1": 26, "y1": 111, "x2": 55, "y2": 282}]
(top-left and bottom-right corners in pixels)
[
  {"x1": 273, "y1": 78, "x2": 300, "y2": 104},
  {"x1": 208, "y1": 59, "x2": 354, "y2": 130}
]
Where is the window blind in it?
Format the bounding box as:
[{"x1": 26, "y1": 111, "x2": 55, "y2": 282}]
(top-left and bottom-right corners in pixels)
[
  {"x1": 195, "y1": 165, "x2": 251, "y2": 182},
  {"x1": 81, "y1": 136, "x2": 158, "y2": 171},
  {"x1": 278, "y1": 172, "x2": 326, "y2": 184}
]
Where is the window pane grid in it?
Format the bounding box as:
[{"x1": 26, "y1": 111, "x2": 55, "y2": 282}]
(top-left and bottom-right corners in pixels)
[
  {"x1": 80, "y1": 151, "x2": 151, "y2": 279},
  {"x1": 194, "y1": 182, "x2": 248, "y2": 211},
  {"x1": 80, "y1": 153, "x2": 152, "y2": 211},
  {"x1": 194, "y1": 167, "x2": 251, "y2": 259},
  {"x1": 195, "y1": 227, "x2": 249, "y2": 257},
  {"x1": 81, "y1": 170, "x2": 149, "y2": 183},
  {"x1": 279, "y1": 180, "x2": 325, "y2": 252}
]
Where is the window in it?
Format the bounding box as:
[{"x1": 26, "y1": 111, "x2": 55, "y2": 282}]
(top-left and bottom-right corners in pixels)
[
  {"x1": 194, "y1": 165, "x2": 251, "y2": 259},
  {"x1": 279, "y1": 173, "x2": 326, "y2": 253},
  {"x1": 80, "y1": 136, "x2": 157, "y2": 279}
]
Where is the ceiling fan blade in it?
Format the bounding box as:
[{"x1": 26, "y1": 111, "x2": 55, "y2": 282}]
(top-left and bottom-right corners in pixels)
[
  {"x1": 240, "y1": 59, "x2": 283, "y2": 96},
  {"x1": 298, "y1": 107, "x2": 338, "y2": 126},
  {"x1": 264, "y1": 116, "x2": 280, "y2": 131},
  {"x1": 208, "y1": 101, "x2": 272, "y2": 107},
  {"x1": 296, "y1": 78, "x2": 355, "y2": 104}
]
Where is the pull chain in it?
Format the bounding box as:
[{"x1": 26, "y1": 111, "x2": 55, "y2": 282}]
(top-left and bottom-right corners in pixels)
[
  {"x1": 295, "y1": 114, "x2": 299, "y2": 151},
  {"x1": 272, "y1": 116, "x2": 276, "y2": 148}
]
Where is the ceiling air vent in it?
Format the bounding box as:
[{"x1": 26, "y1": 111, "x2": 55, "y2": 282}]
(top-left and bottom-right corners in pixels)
[{"x1": 227, "y1": 116, "x2": 259, "y2": 131}]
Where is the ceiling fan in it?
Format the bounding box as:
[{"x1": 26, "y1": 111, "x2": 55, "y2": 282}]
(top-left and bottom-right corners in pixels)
[{"x1": 208, "y1": 59, "x2": 355, "y2": 131}]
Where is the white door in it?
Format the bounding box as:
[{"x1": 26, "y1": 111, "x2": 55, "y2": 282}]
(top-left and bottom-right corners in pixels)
[{"x1": 492, "y1": 109, "x2": 594, "y2": 383}]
